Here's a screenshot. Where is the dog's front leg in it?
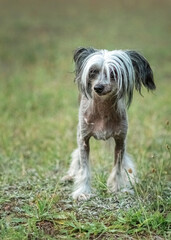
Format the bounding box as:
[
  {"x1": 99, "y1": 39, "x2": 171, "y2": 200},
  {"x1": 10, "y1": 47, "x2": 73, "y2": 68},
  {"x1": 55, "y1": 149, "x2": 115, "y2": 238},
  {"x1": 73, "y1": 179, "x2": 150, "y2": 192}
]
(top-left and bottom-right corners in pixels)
[
  {"x1": 107, "y1": 138, "x2": 125, "y2": 192},
  {"x1": 107, "y1": 137, "x2": 135, "y2": 193},
  {"x1": 72, "y1": 133, "x2": 91, "y2": 201}
]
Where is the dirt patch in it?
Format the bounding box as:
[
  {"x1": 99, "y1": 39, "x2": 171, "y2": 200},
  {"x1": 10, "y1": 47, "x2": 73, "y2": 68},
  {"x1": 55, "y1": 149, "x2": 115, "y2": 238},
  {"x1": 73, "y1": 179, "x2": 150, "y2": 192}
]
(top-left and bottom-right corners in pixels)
[
  {"x1": 0, "y1": 202, "x2": 16, "y2": 215},
  {"x1": 36, "y1": 220, "x2": 57, "y2": 236}
]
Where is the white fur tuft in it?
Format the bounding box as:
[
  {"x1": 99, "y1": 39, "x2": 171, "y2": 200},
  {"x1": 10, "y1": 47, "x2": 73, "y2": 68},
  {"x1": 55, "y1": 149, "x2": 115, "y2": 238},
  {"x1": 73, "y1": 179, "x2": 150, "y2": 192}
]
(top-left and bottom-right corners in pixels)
[
  {"x1": 72, "y1": 165, "x2": 91, "y2": 200},
  {"x1": 107, "y1": 153, "x2": 137, "y2": 193}
]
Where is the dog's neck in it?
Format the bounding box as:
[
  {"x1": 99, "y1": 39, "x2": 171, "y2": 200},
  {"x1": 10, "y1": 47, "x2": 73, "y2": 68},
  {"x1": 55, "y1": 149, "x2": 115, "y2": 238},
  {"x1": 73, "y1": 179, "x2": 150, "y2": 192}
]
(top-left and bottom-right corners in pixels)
[
  {"x1": 91, "y1": 94, "x2": 116, "y2": 116},
  {"x1": 83, "y1": 94, "x2": 123, "y2": 122}
]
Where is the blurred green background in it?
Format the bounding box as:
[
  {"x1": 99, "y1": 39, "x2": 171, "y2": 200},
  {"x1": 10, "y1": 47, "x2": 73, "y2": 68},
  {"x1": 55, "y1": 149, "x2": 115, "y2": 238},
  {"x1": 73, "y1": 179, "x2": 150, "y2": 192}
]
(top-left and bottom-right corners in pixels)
[{"x1": 0, "y1": 0, "x2": 170, "y2": 239}]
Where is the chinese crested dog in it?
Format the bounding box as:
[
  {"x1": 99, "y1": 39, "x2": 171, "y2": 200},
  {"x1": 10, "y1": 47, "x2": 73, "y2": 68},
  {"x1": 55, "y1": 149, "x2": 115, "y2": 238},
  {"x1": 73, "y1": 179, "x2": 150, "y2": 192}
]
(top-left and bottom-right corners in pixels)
[{"x1": 63, "y1": 47, "x2": 156, "y2": 200}]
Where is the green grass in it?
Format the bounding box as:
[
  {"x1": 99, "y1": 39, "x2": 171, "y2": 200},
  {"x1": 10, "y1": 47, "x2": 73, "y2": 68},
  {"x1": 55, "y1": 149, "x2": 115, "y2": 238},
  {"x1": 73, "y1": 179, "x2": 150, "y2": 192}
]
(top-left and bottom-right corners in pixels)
[{"x1": 0, "y1": 0, "x2": 171, "y2": 239}]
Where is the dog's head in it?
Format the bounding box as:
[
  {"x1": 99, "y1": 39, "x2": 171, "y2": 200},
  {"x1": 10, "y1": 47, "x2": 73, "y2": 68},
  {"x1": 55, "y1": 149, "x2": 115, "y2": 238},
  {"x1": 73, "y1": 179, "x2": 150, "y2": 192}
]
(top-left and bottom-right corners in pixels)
[{"x1": 73, "y1": 47, "x2": 156, "y2": 107}]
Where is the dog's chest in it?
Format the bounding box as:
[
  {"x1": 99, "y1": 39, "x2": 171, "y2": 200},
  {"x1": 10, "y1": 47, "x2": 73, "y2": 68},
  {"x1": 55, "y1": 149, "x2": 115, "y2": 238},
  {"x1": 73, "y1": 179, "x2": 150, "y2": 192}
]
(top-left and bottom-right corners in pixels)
[
  {"x1": 93, "y1": 118, "x2": 114, "y2": 140},
  {"x1": 84, "y1": 114, "x2": 118, "y2": 140}
]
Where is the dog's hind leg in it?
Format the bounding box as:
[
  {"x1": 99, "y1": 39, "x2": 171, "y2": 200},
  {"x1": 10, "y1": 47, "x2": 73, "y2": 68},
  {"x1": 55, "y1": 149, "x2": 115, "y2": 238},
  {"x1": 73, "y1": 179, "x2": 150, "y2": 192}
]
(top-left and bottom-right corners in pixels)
[
  {"x1": 62, "y1": 126, "x2": 82, "y2": 182},
  {"x1": 107, "y1": 138, "x2": 136, "y2": 193},
  {"x1": 62, "y1": 148, "x2": 80, "y2": 182}
]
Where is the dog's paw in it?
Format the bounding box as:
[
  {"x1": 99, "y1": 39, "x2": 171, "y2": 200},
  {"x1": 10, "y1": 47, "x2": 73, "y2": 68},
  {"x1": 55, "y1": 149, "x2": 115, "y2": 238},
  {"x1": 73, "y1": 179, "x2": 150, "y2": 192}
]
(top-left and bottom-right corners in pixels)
[
  {"x1": 61, "y1": 175, "x2": 74, "y2": 182},
  {"x1": 107, "y1": 181, "x2": 134, "y2": 194},
  {"x1": 72, "y1": 188, "x2": 92, "y2": 201},
  {"x1": 121, "y1": 187, "x2": 134, "y2": 195},
  {"x1": 73, "y1": 193, "x2": 91, "y2": 201},
  {"x1": 107, "y1": 181, "x2": 120, "y2": 193}
]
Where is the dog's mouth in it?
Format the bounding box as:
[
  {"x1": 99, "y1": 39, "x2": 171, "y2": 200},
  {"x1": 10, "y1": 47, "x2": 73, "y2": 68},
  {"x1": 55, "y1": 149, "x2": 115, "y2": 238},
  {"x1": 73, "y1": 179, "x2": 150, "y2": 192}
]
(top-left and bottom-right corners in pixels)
[{"x1": 95, "y1": 89, "x2": 112, "y2": 96}]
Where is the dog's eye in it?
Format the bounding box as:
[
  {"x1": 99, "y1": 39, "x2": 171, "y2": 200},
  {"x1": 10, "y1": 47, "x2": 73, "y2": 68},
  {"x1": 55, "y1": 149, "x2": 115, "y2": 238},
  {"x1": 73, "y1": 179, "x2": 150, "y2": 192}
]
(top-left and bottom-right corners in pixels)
[
  {"x1": 110, "y1": 70, "x2": 117, "y2": 80},
  {"x1": 89, "y1": 69, "x2": 99, "y2": 78},
  {"x1": 110, "y1": 71, "x2": 115, "y2": 79}
]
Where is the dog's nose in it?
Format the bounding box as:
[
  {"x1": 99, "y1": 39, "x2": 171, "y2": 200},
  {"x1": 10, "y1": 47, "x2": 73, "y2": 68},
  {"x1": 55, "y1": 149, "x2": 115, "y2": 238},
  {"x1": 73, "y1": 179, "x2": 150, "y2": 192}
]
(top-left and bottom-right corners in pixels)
[{"x1": 94, "y1": 84, "x2": 104, "y2": 93}]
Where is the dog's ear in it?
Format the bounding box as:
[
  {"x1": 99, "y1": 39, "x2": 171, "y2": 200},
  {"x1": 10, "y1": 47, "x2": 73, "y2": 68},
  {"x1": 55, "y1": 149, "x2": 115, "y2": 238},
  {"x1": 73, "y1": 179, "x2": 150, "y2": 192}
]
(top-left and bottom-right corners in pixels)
[
  {"x1": 73, "y1": 47, "x2": 96, "y2": 75},
  {"x1": 125, "y1": 50, "x2": 156, "y2": 94}
]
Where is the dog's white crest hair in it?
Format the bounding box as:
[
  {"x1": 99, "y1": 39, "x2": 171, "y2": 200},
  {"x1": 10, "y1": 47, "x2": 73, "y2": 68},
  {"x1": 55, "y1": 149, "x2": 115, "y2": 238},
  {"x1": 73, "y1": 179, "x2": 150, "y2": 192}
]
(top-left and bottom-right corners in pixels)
[
  {"x1": 74, "y1": 47, "x2": 155, "y2": 107},
  {"x1": 81, "y1": 50, "x2": 135, "y2": 104}
]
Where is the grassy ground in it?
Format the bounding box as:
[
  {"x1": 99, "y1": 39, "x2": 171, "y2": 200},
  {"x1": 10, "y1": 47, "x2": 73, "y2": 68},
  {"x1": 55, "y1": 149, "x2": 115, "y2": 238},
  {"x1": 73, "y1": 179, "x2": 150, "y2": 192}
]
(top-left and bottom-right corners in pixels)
[{"x1": 0, "y1": 0, "x2": 171, "y2": 239}]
